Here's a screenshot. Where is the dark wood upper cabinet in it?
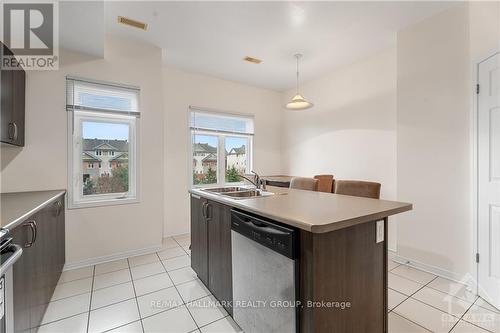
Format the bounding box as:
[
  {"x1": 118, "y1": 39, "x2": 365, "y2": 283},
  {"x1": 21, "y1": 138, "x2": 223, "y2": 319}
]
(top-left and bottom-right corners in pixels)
[
  {"x1": 1, "y1": 42, "x2": 26, "y2": 146},
  {"x1": 190, "y1": 195, "x2": 209, "y2": 286}
]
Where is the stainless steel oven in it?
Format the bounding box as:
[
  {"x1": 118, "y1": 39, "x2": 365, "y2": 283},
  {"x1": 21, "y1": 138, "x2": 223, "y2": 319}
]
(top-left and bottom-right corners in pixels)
[{"x1": 0, "y1": 229, "x2": 22, "y2": 333}]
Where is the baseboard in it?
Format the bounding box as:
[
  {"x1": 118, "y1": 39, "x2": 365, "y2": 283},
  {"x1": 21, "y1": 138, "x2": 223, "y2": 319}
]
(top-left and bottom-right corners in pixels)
[
  {"x1": 164, "y1": 231, "x2": 190, "y2": 238},
  {"x1": 391, "y1": 252, "x2": 477, "y2": 292},
  {"x1": 63, "y1": 244, "x2": 162, "y2": 271}
]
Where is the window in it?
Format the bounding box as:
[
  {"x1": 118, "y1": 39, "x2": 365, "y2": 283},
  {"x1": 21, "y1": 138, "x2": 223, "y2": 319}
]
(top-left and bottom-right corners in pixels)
[
  {"x1": 67, "y1": 77, "x2": 139, "y2": 208},
  {"x1": 190, "y1": 107, "x2": 253, "y2": 186}
]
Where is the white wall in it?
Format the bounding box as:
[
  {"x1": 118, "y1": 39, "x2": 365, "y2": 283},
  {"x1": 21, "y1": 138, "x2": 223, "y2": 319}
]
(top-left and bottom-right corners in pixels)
[
  {"x1": 396, "y1": 3, "x2": 498, "y2": 279},
  {"x1": 280, "y1": 48, "x2": 398, "y2": 250},
  {"x1": 1, "y1": 35, "x2": 164, "y2": 266},
  {"x1": 163, "y1": 67, "x2": 282, "y2": 236}
]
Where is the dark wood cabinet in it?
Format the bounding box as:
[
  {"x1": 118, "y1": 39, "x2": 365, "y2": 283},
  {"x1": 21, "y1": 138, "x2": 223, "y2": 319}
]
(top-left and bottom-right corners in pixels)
[
  {"x1": 191, "y1": 194, "x2": 209, "y2": 285},
  {"x1": 207, "y1": 200, "x2": 233, "y2": 314},
  {"x1": 190, "y1": 195, "x2": 233, "y2": 314},
  {"x1": 10, "y1": 195, "x2": 65, "y2": 332},
  {"x1": 9, "y1": 223, "x2": 31, "y2": 333},
  {"x1": 1, "y1": 42, "x2": 26, "y2": 146}
]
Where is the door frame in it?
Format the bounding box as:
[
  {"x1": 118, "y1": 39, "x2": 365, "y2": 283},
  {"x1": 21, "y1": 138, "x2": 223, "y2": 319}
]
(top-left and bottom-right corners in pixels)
[{"x1": 473, "y1": 50, "x2": 500, "y2": 295}]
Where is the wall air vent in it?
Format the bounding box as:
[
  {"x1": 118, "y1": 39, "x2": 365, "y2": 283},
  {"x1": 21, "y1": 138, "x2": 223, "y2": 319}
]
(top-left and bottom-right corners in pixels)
[
  {"x1": 117, "y1": 16, "x2": 148, "y2": 31},
  {"x1": 243, "y1": 56, "x2": 262, "y2": 64}
]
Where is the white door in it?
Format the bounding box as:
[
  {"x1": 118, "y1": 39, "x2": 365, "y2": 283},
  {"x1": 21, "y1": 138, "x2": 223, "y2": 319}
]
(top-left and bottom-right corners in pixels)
[{"x1": 478, "y1": 52, "x2": 500, "y2": 309}]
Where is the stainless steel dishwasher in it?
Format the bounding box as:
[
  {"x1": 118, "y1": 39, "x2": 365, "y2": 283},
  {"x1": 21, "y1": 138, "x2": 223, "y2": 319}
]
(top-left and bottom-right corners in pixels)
[{"x1": 231, "y1": 210, "x2": 298, "y2": 333}]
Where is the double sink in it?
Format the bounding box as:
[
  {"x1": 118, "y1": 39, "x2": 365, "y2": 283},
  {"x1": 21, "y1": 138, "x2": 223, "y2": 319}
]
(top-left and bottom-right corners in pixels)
[{"x1": 201, "y1": 186, "x2": 275, "y2": 199}]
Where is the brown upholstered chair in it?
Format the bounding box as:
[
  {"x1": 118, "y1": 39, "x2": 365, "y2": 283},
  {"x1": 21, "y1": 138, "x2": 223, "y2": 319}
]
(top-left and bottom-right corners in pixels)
[
  {"x1": 334, "y1": 180, "x2": 381, "y2": 199},
  {"x1": 313, "y1": 174, "x2": 334, "y2": 193},
  {"x1": 289, "y1": 177, "x2": 319, "y2": 191}
]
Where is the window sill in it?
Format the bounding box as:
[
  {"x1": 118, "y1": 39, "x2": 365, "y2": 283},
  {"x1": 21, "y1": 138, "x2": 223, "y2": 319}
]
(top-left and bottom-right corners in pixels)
[{"x1": 67, "y1": 197, "x2": 139, "y2": 209}]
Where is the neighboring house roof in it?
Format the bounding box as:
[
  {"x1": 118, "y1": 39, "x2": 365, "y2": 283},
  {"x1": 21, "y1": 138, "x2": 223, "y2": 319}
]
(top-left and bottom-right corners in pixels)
[
  {"x1": 193, "y1": 143, "x2": 217, "y2": 154},
  {"x1": 228, "y1": 145, "x2": 245, "y2": 155},
  {"x1": 202, "y1": 153, "x2": 217, "y2": 163},
  {"x1": 82, "y1": 152, "x2": 101, "y2": 162},
  {"x1": 110, "y1": 152, "x2": 129, "y2": 162},
  {"x1": 83, "y1": 139, "x2": 129, "y2": 152}
]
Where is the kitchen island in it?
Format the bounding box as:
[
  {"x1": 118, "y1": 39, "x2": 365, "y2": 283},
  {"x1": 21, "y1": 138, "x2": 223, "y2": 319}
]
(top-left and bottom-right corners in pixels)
[{"x1": 189, "y1": 186, "x2": 412, "y2": 333}]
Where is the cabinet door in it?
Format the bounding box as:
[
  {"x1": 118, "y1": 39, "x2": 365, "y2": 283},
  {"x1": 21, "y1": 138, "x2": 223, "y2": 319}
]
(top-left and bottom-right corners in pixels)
[
  {"x1": 207, "y1": 201, "x2": 233, "y2": 314},
  {"x1": 25, "y1": 211, "x2": 46, "y2": 329},
  {"x1": 190, "y1": 195, "x2": 209, "y2": 285},
  {"x1": 0, "y1": 42, "x2": 25, "y2": 146},
  {"x1": 55, "y1": 197, "x2": 65, "y2": 283},
  {"x1": 11, "y1": 66, "x2": 25, "y2": 146},
  {"x1": 0, "y1": 55, "x2": 13, "y2": 144},
  {"x1": 10, "y1": 222, "x2": 32, "y2": 333}
]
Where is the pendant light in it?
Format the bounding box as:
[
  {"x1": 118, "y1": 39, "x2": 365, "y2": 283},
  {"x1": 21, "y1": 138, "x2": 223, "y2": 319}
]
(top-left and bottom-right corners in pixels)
[{"x1": 285, "y1": 54, "x2": 313, "y2": 110}]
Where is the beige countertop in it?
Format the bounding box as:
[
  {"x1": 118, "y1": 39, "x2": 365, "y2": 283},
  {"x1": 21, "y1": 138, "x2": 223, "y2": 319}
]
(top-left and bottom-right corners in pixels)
[
  {"x1": 190, "y1": 186, "x2": 412, "y2": 233},
  {"x1": 1, "y1": 190, "x2": 66, "y2": 230}
]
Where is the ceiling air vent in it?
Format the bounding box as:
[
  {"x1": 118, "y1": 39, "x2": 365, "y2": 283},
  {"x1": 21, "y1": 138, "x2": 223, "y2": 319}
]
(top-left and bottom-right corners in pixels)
[
  {"x1": 243, "y1": 56, "x2": 262, "y2": 64},
  {"x1": 117, "y1": 16, "x2": 148, "y2": 31}
]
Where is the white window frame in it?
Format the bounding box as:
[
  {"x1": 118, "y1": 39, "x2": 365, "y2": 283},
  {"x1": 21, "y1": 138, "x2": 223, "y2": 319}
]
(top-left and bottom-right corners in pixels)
[
  {"x1": 67, "y1": 110, "x2": 140, "y2": 209},
  {"x1": 189, "y1": 108, "x2": 254, "y2": 188}
]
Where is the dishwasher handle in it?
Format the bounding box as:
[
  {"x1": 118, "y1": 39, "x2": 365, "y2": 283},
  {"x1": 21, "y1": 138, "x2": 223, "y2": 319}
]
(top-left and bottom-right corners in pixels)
[{"x1": 231, "y1": 209, "x2": 297, "y2": 259}]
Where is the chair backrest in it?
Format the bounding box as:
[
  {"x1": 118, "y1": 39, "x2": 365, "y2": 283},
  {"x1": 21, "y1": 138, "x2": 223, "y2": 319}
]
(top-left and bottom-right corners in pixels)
[
  {"x1": 289, "y1": 177, "x2": 319, "y2": 191},
  {"x1": 334, "y1": 180, "x2": 381, "y2": 199},
  {"x1": 313, "y1": 174, "x2": 334, "y2": 193}
]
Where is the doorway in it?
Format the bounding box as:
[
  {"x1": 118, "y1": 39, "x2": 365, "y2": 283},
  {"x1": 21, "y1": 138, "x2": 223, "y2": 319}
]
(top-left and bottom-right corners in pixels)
[{"x1": 477, "y1": 52, "x2": 500, "y2": 309}]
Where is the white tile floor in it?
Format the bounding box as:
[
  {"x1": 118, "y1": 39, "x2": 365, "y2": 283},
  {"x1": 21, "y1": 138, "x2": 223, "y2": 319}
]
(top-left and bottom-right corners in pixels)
[
  {"x1": 388, "y1": 259, "x2": 500, "y2": 333},
  {"x1": 35, "y1": 235, "x2": 236, "y2": 333},
  {"x1": 34, "y1": 235, "x2": 500, "y2": 333}
]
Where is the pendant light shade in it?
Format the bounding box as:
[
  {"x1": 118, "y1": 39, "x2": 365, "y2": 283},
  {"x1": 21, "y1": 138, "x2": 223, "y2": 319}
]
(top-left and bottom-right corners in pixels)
[{"x1": 285, "y1": 54, "x2": 313, "y2": 110}]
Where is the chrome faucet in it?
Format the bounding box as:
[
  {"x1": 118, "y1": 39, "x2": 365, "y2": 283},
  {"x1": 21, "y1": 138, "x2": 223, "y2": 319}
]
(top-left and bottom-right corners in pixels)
[{"x1": 238, "y1": 170, "x2": 266, "y2": 190}]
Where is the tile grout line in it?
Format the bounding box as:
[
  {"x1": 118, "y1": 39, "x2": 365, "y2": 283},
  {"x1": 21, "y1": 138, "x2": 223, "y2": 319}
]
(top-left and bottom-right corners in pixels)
[
  {"x1": 390, "y1": 276, "x2": 439, "y2": 332},
  {"x1": 453, "y1": 297, "x2": 495, "y2": 333},
  {"x1": 394, "y1": 275, "x2": 485, "y2": 333},
  {"x1": 126, "y1": 257, "x2": 146, "y2": 333},
  {"x1": 172, "y1": 236, "x2": 191, "y2": 256},
  {"x1": 390, "y1": 312, "x2": 433, "y2": 333},
  {"x1": 156, "y1": 251, "x2": 201, "y2": 332},
  {"x1": 35, "y1": 311, "x2": 91, "y2": 330},
  {"x1": 86, "y1": 265, "x2": 96, "y2": 333}
]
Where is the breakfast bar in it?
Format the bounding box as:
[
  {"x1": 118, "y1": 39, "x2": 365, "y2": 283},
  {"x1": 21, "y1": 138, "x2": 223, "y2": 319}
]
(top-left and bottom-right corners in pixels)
[{"x1": 189, "y1": 186, "x2": 412, "y2": 333}]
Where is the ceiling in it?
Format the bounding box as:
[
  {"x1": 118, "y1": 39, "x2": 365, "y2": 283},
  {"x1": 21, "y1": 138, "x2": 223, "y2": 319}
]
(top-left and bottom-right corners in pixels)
[
  {"x1": 60, "y1": 1, "x2": 104, "y2": 57},
  {"x1": 65, "y1": 1, "x2": 457, "y2": 91}
]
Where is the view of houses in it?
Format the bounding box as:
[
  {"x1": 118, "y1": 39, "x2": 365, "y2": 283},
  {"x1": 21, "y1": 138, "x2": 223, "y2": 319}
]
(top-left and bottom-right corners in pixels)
[
  {"x1": 82, "y1": 139, "x2": 129, "y2": 195},
  {"x1": 192, "y1": 143, "x2": 247, "y2": 184}
]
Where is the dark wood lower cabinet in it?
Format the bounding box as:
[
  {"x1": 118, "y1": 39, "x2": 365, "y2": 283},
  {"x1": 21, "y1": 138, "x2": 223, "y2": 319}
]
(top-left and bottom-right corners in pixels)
[
  {"x1": 10, "y1": 194, "x2": 65, "y2": 332},
  {"x1": 190, "y1": 195, "x2": 233, "y2": 315},
  {"x1": 207, "y1": 200, "x2": 233, "y2": 315},
  {"x1": 191, "y1": 195, "x2": 209, "y2": 286}
]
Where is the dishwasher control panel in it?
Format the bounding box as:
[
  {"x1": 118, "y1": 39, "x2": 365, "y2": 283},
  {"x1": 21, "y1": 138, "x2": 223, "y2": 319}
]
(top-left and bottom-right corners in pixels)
[{"x1": 231, "y1": 209, "x2": 296, "y2": 259}]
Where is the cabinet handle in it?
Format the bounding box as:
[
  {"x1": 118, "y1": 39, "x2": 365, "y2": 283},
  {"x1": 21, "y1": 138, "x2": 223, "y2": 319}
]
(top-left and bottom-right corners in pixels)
[
  {"x1": 55, "y1": 200, "x2": 63, "y2": 216},
  {"x1": 24, "y1": 220, "x2": 37, "y2": 247},
  {"x1": 8, "y1": 122, "x2": 18, "y2": 141},
  {"x1": 202, "y1": 202, "x2": 207, "y2": 219},
  {"x1": 206, "y1": 204, "x2": 212, "y2": 222}
]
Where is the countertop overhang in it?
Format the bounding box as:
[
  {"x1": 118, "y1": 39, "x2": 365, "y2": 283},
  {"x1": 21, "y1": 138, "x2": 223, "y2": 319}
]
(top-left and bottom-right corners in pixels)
[
  {"x1": 190, "y1": 186, "x2": 412, "y2": 233},
  {"x1": 1, "y1": 190, "x2": 66, "y2": 230}
]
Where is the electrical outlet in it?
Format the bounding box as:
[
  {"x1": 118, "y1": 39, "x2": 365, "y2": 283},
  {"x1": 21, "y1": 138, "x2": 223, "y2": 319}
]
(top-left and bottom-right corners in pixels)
[{"x1": 376, "y1": 220, "x2": 384, "y2": 243}]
